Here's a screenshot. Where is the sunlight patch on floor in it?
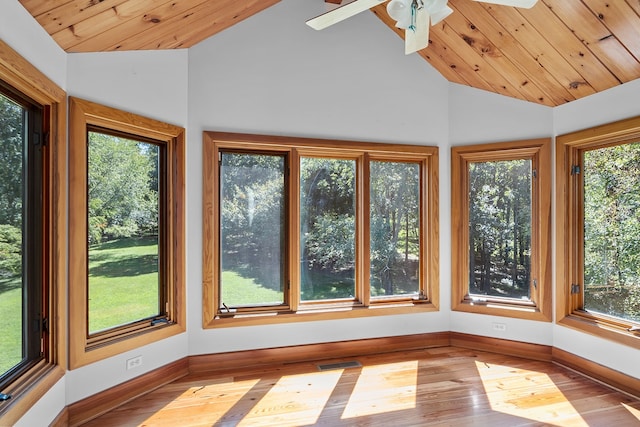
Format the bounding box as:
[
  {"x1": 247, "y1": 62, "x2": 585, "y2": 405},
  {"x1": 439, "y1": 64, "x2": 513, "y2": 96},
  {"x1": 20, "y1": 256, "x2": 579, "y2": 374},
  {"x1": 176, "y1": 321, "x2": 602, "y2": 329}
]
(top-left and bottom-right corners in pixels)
[
  {"x1": 622, "y1": 402, "x2": 640, "y2": 420},
  {"x1": 475, "y1": 361, "x2": 589, "y2": 426},
  {"x1": 140, "y1": 377, "x2": 261, "y2": 426},
  {"x1": 342, "y1": 360, "x2": 418, "y2": 419},
  {"x1": 238, "y1": 370, "x2": 344, "y2": 427}
]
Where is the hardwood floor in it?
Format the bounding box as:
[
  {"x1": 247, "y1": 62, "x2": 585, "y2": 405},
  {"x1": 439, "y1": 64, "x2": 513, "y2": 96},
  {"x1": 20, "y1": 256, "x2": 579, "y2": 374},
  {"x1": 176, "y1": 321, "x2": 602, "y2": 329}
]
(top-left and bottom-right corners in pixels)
[{"x1": 82, "y1": 346, "x2": 640, "y2": 426}]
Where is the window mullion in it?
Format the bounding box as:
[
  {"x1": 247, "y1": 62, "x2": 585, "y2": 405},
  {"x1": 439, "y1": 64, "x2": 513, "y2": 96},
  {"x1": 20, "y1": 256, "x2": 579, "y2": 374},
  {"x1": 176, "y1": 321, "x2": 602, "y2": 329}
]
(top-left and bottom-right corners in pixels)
[
  {"x1": 360, "y1": 153, "x2": 370, "y2": 307},
  {"x1": 289, "y1": 148, "x2": 300, "y2": 312}
]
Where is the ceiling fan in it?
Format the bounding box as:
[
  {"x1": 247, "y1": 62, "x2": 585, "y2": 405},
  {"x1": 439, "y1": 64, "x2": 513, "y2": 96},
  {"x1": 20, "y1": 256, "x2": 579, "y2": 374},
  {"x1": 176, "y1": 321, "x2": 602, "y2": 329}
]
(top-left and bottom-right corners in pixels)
[{"x1": 306, "y1": 0, "x2": 538, "y2": 55}]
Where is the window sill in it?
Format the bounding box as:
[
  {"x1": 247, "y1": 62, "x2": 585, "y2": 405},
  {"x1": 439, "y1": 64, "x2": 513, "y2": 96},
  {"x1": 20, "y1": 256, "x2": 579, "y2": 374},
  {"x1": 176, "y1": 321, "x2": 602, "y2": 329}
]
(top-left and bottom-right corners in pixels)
[
  {"x1": 0, "y1": 363, "x2": 64, "y2": 426},
  {"x1": 205, "y1": 301, "x2": 438, "y2": 328},
  {"x1": 558, "y1": 314, "x2": 640, "y2": 350},
  {"x1": 453, "y1": 300, "x2": 551, "y2": 322}
]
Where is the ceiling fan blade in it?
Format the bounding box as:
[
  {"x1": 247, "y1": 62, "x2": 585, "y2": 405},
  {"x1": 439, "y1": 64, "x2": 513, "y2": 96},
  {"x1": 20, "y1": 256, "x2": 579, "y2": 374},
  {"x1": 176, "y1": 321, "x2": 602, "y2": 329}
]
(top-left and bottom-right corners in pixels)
[
  {"x1": 404, "y1": 6, "x2": 429, "y2": 55},
  {"x1": 306, "y1": 0, "x2": 387, "y2": 30},
  {"x1": 472, "y1": 0, "x2": 538, "y2": 8}
]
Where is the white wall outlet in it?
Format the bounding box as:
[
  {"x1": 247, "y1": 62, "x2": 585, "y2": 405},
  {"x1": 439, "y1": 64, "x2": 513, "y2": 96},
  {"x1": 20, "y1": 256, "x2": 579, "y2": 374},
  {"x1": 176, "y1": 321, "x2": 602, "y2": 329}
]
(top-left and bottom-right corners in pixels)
[
  {"x1": 126, "y1": 355, "x2": 143, "y2": 370},
  {"x1": 492, "y1": 322, "x2": 507, "y2": 332}
]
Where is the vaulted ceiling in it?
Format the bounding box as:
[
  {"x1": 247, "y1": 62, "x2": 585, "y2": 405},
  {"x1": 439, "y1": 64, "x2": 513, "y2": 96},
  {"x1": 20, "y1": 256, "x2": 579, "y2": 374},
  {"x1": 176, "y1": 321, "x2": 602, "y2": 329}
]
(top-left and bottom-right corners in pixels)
[{"x1": 18, "y1": 0, "x2": 640, "y2": 106}]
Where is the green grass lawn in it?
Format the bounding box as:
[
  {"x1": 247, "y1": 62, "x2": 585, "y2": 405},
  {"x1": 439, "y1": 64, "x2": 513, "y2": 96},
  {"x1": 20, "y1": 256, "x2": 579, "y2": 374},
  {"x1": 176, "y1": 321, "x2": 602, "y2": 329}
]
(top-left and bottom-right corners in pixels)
[
  {"x1": 221, "y1": 270, "x2": 283, "y2": 306},
  {"x1": 88, "y1": 237, "x2": 160, "y2": 333},
  {"x1": 0, "y1": 280, "x2": 22, "y2": 375}
]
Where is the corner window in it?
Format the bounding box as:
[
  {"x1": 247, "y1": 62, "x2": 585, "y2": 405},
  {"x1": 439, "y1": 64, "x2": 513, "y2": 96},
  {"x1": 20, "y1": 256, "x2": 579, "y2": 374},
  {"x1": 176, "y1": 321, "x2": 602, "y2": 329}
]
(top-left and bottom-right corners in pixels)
[
  {"x1": 69, "y1": 97, "x2": 185, "y2": 368},
  {"x1": 557, "y1": 116, "x2": 640, "y2": 347},
  {"x1": 451, "y1": 139, "x2": 552, "y2": 321},
  {"x1": 0, "y1": 40, "x2": 65, "y2": 424},
  {"x1": 203, "y1": 132, "x2": 439, "y2": 327}
]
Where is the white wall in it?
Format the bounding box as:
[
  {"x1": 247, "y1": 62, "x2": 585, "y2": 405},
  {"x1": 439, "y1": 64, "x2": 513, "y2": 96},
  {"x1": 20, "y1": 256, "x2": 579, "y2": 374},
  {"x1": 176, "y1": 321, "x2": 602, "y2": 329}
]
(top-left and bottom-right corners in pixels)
[
  {"x1": 62, "y1": 49, "x2": 190, "y2": 405},
  {"x1": 0, "y1": 0, "x2": 67, "y2": 89},
  {"x1": 186, "y1": 0, "x2": 451, "y2": 357},
  {"x1": 2, "y1": 0, "x2": 639, "y2": 424},
  {"x1": 552, "y1": 78, "x2": 640, "y2": 380}
]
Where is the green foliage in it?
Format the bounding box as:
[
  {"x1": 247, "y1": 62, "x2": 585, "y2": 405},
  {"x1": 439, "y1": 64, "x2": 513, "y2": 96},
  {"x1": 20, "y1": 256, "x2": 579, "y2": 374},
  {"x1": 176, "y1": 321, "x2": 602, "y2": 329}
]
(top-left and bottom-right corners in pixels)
[
  {"x1": 220, "y1": 152, "x2": 285, "y2": 294},
  {"x1": 584, "y1": 142, "x2": 640, "y2": 321},
  {"x1": 88, "y1": 132, "x2": 159, "y2": 244},
  {"x1": 0, "y1": 224, "x2": 21, "y2": 279},
  {"x1": 0, "y1": 95, "x2": 23, "y2": 228},
  {"x1": 369, "y1": 161, "x2": 420, "y2": 296},
  {"x1": 300, "y1": 158, "x2": 356, "y2": 299},
  {"x1": 468, "y1": 159, "x2": 531, "y2": 299}
]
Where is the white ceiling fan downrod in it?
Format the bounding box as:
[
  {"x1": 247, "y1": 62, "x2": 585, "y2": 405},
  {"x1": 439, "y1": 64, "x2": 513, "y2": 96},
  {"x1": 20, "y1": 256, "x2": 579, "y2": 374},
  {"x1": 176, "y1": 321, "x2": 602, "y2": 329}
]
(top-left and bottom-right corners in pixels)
[{"x1": 386, "y1": 0, "x2": 452, "y2": 31}]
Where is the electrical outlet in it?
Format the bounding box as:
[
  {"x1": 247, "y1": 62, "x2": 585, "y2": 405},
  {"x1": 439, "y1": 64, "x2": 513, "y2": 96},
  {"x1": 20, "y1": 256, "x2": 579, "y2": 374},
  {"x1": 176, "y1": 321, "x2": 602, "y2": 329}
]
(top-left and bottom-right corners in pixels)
[
  {"x1": 126, "y1": 355, "x2": 142, "y2": 370},
  {"x1": 492, "y1": 322, "x2": 507, "y2": 332}
]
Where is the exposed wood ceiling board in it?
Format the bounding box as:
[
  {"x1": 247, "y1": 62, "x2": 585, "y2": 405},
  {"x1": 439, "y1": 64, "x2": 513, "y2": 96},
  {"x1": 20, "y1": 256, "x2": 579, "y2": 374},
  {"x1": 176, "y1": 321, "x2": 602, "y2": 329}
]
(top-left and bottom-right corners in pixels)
[
  {"x1": 109, "y1": 0, "x2": 243, "y2": 51},
  {"x1": 117, "y1": 0, "x2": 279, "y2": 51},
  {"x1": 51, "y1": 0, "x2": 174, "y2": 50},
  {"x1": 63, "y1": 0, "x2": 193, "y2": 52},
  {"x1": 178, "y1": 0, "x2": 280, "y2": 50},
  {"x1": 33, "y1": 0, "x2": 128, "y2": 34},
  {"x1": 516, "y1": 3, "x2": 620, "y2": 93},
  {"x1": 581, "y1": 0, "x2": 640, "y2": 62},
  {"x1": 19, "y1": 0, "x2": 76, "y2": 19},
  {"x1": 448, "y1": 0, "x2": 574, "y2": 105},
  {"x1": 435, "y1": 20, "x2": 527, "y2": 101},
  {"x1": 542, "y1": 0, "x2": 640, "y2": 84},
  {"x1": 628, "y1": 0, "x2": 640, "y2": 15},
  {"x1": 442, "y1": 6, "x2": 553, "y2": 105},
  {"x1": 477, "y1": 3, "x2": 596, "y2": 100}
]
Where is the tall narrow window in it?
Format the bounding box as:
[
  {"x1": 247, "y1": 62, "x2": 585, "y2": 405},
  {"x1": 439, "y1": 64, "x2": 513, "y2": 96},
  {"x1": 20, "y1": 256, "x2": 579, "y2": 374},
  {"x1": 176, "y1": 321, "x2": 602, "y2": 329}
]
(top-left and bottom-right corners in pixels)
[
  {"x1": 557, "y1": 117, "x2": 640, "y2": 347},
  {"x1": 69, "y1": 97, "x2": 185, "y2": 369},
  {"x1": 582, "y1": 142, "x2": 640, "y2": 322},
  {"x1": 300, "y1": 157, "x2": 356, "y2": 302},
  {"x1": 219, "y1": 152, "x2": 287, "y2": 309},
  {"x1": 468, "y1": 159, "x2": 532, "y2": 301},
  {"x1": 451, "y1": 139, "x2": 551, "y2": 321},
  {"x1": 87, "y1": 130, "x2": 164, "y2": 334},
  {"x1": 370, "y1": 161, "x2": 420, "y2": 299},
  {"x1": 0, "y1": 88, "x2": 44, "y2": 389}
]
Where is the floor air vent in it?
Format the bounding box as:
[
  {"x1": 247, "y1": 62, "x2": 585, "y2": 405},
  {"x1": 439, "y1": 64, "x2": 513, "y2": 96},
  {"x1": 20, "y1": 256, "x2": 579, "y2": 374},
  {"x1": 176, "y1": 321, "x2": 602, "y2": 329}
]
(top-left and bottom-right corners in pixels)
[{"x1": 317, "y1": 360, "x2": 362, "y2": 371}]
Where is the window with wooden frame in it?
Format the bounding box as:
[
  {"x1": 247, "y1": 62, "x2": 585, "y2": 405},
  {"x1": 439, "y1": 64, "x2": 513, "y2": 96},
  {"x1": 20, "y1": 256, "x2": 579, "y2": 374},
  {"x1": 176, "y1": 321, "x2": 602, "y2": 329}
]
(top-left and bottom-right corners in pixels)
[
  {"x1": 0, "y1": 40, "x2": 66, "y2": 425},
  {"x1": 557, "y1": 116, "x2": 640, "y2": 348},
  {"x1": 69, "y1": 97, "x2": 185, "y2": 369},
  {"x1": 203, "y1": 132, "x2": 439, "y2": 327},
  {"x1": 451, "y1": 139, "x2": 552, "y2": 321}
]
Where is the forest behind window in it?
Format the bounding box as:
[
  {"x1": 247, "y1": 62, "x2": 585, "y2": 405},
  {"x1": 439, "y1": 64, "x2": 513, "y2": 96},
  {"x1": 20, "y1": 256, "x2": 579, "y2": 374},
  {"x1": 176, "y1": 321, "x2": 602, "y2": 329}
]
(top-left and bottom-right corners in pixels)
[
  {"x1": 583, "y1": 142, "x2": 640, "y2": 322},
  {"x1": 468, "y1": 159, "x2": 532, "y2": 300}
]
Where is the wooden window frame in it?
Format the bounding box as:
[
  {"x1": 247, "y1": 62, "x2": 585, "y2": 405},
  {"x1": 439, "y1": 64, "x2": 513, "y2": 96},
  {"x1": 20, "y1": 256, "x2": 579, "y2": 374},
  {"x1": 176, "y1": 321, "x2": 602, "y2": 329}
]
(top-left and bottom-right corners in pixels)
[
  {"x1": 556, "y1": 116, "x2": 640, "y2": 348},
  {"x1": 0, "y1": 40, "x2": 66, "y2": 425},
  {"x1": 451, "y1": 139, "x2": 552, "y2": 321},
  {"x1": 69, "y1": 97, "x2": 185, "y2": 369},
  {"x1": 203, "y1": 132, "x2": 439, "y2": 328}
]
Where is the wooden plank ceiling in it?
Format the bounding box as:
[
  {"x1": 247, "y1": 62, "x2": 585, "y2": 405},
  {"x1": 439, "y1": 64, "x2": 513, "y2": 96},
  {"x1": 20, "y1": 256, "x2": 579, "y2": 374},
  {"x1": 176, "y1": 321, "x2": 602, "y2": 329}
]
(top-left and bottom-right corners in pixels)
[{"x1": 17, "y1": 0, "x2": 640, "y2": 106}]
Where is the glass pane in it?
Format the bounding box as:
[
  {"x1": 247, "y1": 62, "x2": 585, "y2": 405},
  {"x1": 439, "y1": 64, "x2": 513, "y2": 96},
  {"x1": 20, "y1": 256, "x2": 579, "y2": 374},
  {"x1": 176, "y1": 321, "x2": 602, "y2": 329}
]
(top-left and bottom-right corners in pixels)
[
  {"x1": 220, "y1": 152, "x2": 286, "y2": 307},
  {"x1": 468, "y1": 159, "x2": 532, "y2": 300},
  {"x1": 584, "y1": 142, "x2": 640, "y2": 322},
  {"x1": 88, "y1": 132, "x2": 161, "y2": 334},
  {"x1": 0, "y1": 93, "x2": 25, "y2": 377},
  {"x1": 370, "y1": 161, "x2": 420, "y2": 298},
  {"x1": 300, "y1": 158, "x2": 355, "y2": 301}
]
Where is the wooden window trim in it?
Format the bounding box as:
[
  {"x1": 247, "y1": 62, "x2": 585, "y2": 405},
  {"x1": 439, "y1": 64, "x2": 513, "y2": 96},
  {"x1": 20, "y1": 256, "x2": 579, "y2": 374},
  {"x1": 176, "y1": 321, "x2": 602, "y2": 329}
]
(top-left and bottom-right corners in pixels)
[
  {"x1": 68, "y1": 97, "x2": 185, "y2": 369},
  {"x1": 0, "y1": 40, "x2": 66, "y2": 425},
  {"x1": 203, "y1": 132, "x2": 439, "y2": 328},
  {"x1": 451, "y1": 138, "x2": 552, "y2": 321},
  {"x1": 556, "y1": 116, "x2": 640, "y2": 349}
]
